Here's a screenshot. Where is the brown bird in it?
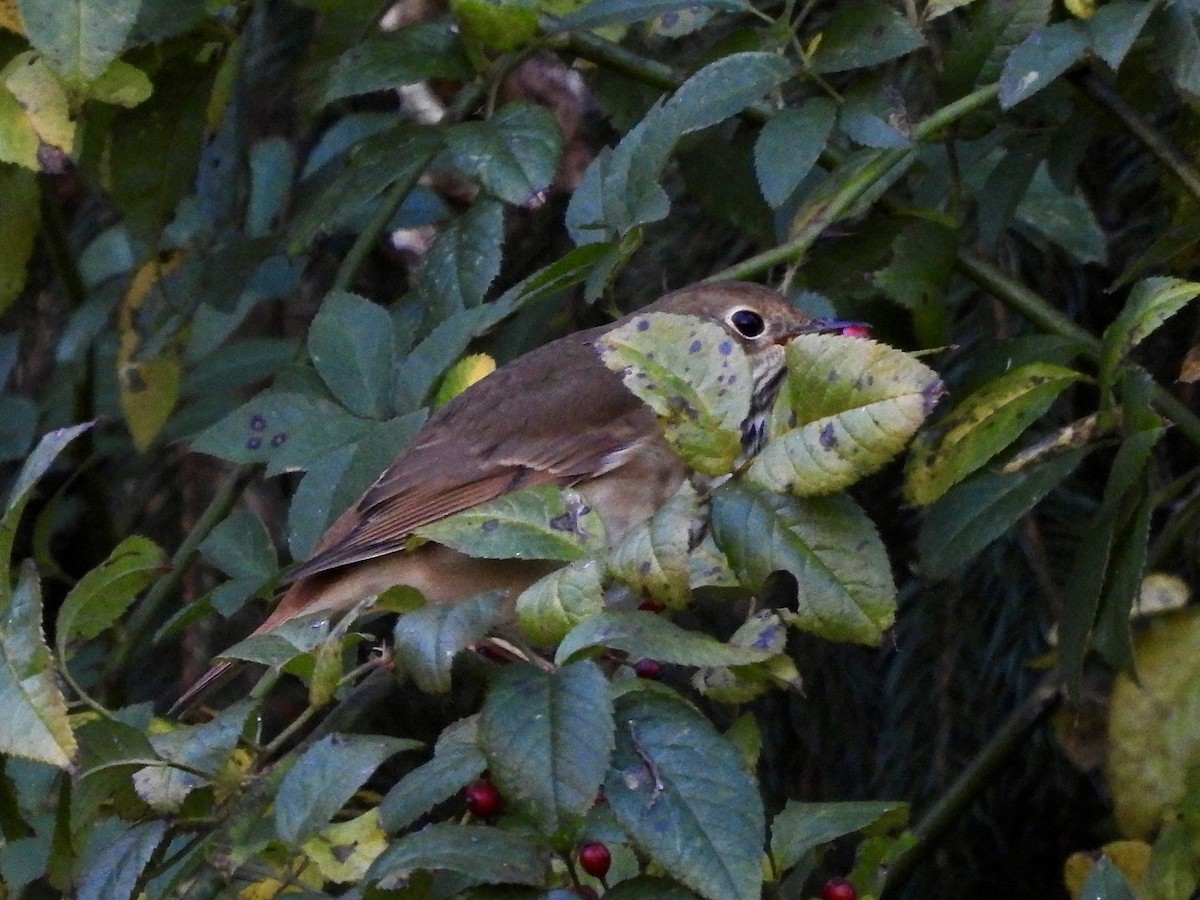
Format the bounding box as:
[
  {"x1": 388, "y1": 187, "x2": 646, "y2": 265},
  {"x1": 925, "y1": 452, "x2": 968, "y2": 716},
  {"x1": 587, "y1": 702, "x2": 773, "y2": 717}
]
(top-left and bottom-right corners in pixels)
[{"x1": 177, "y1": 281, "x2": 855, "y2": 707}]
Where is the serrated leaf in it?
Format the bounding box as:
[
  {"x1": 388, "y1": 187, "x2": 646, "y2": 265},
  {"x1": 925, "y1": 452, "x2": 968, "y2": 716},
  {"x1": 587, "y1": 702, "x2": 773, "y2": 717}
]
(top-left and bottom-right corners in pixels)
[
  {"x1": 809, "y1": 3, "x2": 925, "y2": 74},
  {"x1": 276, "y1": 734, "x2": 419, "y2": 846},
  {"x1": 55, "y1": 536, "x2": 165, "y2": 659},
  {"x1": 479, "y1": 661, "x2": 614, "y2": 839},
  {"x1": 516, "y1": 559, "x2": 606, "y2": 645},
  {"x1": 918, "y1": 449, "x2": 1087, "y2": 578},
  {"x1": 393, "y1": 591, "x2": 508, "y2": 693},
  {"x1": 1014, "y1": 163, "x2": 1107, "y2": 265},
  {"x1": 754, "y1": 100, "x2": 836, "y2": 208},
  {"x1": 998, "y1": 22, "x2": 1088, "y2": 108},
  {"x1": 1087, "y1": 1, "x2": 1156, "y2": 70},
  {"x1": 217, "y1": 611, "x2": 333, "y2": 666},
  {"x1": 904, "y1": 362, "x2": 1084, "y2": 505},
  {"x1": 379, "y1": 716, "x2": 485, "y2": 833},
  {"x1": 770, "y1": 801, "x2": 907, "y2": 872},
  {"x1": 75, "y1": 820, "x2": 167, "y2": 900},
  {"x1": 418, "y1": 199, "x2": 505, "y2": 319},
  {"x1": 665, "y1": 52, "x2": 792, "y2": 136},
  {"x1": 0, "y1": 562, "x2": 75, "y2": 768},
  {"x1": 605, "y1": 690, "x2": 763, "y2": 900},
  {"x1": 556, "y1": 610, "x2": 777, "y2": 667},
  {"x1": 1100, "y1": 277, "x2": 1200, "y2": 396},
  {"x1": 324, "y1": 23, "x2": 471, "y2": 104},
  {"x1": 17, "y1": 0, "x2": 139, "y2": 85},
  {"x1": 366, "y1": 823, "x2": 549, "y2": 886},
  {"x1": 418, "y1": 486, "x2": 606, "y2": 563},
  {"x1": 597, "y1": 313, "x2": 751, "y2": 476},
  {"x1": 199, "y1": 510, "x2": 277, "y2": 581},
  {"x1": 444, "y1": 102, "x2": 563, "y2": 205},
  {"x1": 711, "y1": 483, "x2": 895, "y2": 645},
  {"x1": 608, "y1": 482, "x2": 696, "y2": 608},
  {"x1": 750, "y1": 335, "x2": 942, "y2": 497},
  {"x1": 873, "y1": 219, "x2": 958, "y2": 310},
  {"x1": 0, "y1": 164, "x2": 39, "y2": 316},
  {"x1": 308, "y1": 291, "x2": 397, "y2": 419}
]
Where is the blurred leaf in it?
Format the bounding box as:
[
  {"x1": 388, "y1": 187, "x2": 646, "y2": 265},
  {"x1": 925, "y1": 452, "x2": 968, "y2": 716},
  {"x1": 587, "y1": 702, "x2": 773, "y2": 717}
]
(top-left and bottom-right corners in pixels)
[
  {"x1": 418, "y1": 486, "x2": 606, "y2": 563},
  {"x1": 771, "y1": 801, "x2": 907, "y2": 872},
  {"x1": 1086, "y1": 0, "x2": 1157, "y2": 70},
  {"x1": 873, "y1": 219, "x2": 958, "y2": 310},
  {"x1": 809, "y1": 3, "x2": 925, "y2": 74},
  {"x1": 0, "y1": 164, "x2": 38, "y2": 315},
  {"x1": 754, "y1": 99, "x2": 837, "y2": 208},
  {"x1": 1014, "y1": 163, "x2": 1107, "y2": 265},
  {"x1": 665, "y1": 52, "x2": 791, "y2": 135},
  {"x1": 605, "y1": 690, "x2": 763, "y2": 900},
  {"x1": 479, "y1": 661, "x2": 613, "y2": 839},
  {"x1": 379, "y1": 716, "x2": 485, "y2": 833},
  {"x1": 17, "y1": 0, "x2": 139, "y2": 85},
  {"x1": 904, "y1": 362, "x2": 1084, "y2": 505},
  {"x1": 308, "y1": 291, "x2": 397, "y2": 419},
  {"x1": 444, "y1": 102, "x2": 563, "y2": 205},
  {"x1": 55, "y1": 535, "x2": 164, "y2": 659},
  {"x1": 1161, "y1": 6, "x2": 1200, "y2": 103},
  {"x1": 199, "y1": 510, "x2": 276, "y2": 582},
  {"x1": 324, "y1": 23, "x2": 471, "y2": 104},
  {"x1": 556, "y1": 610, "x2": 777, "y2": 667},
  {"x1": 751, "y1": 335, "x2": 943, "y2": 497},
  {"x1": 516, "y1": 559, "x2": 605, "y2": 645},
  {"x1": 560, "y1": 0, "x2": 746, "y2": 29},
  {"x1": 925, "y1": 0, "x2": 983, "y2": 21},
  {"x1": 276, "y1": 734, "x2": 419, "y2": 846},
  {"x1": 2, "y1": 51, "x2": 74, "y2": 154},
  {"x1": 116, "y1": 259, "x2": 183, "y2": 453},
  {"x1": 433, "y1": 352, "x2": 495, "y2": 407},
  {"x1": 0, "y1": 82, "x2": 39, "y2": 169},
  {"x1": 597, "y1": 313, "x2": 751, "y2": 476},
  {"x1": 1079, "y1": 855, "x2": 1138, "y2": 900},
  {"x1": 608, "y1": 482, "x2": 696, "y2": 609},
  {"x1": 1091, "y1": 491, "x2": 1152, "y2": 677},
  {"x1": 367, "y1": 823, "x2": 549, "y2": 886},
  {"x1": 998, "y1": 22, "x2": 1088, "y2": 109},
  {"x1": 918, "y1": 449, "x2": 1087, "y2": 578},
  {"x1": 419, "y1": 199, "x2": 505, "y2": 318},
  {"x1": 1100, "y1": 277, "x2": 1200, "y2": 396},
  {"x1": 452, "y1": 0, "x2": 538, "y2": 52},
  {"x1": 0, "y1": 562, "x2": 75, "y2": 768},
  {"x1": 0, "y1": 396, "x2": 37, "y2": 463},
  {"x1": 75, "y1": 820, "x2": 167, "y2": 900},
  {"x1": 711, "y1": 483, "x2": 896, "y2": 644},
  {"x1": 393, "y1": 591, "x2": 508, "y2": 694},
  {"x1": 88, "y1": 59, "x2": 151, "y2": 107}
]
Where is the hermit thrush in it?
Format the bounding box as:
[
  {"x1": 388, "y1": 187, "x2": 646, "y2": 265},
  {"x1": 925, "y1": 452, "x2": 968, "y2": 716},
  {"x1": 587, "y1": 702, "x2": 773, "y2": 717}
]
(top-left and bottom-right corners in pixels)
[{"x1": 178, "y1": 281, "x2": 855, "y2": 706}]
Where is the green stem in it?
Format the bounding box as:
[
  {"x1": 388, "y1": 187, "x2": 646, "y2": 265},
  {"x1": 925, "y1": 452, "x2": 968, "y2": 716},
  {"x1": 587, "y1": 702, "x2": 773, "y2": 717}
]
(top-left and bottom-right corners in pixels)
[{"x1": 879, "y1": 676, "x2": 1062, "y2": 897}]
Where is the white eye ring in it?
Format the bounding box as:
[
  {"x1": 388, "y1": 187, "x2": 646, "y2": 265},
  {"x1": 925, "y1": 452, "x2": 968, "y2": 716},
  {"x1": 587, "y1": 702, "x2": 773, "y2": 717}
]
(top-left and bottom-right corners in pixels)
[{"x1": 728, "y1": 308, "x2": 766, "y2": 338}]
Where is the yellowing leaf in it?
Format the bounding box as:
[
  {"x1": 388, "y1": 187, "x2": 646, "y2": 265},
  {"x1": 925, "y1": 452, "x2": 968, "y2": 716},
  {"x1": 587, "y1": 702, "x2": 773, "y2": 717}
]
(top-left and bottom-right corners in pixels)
[
  {"x1": 1, "y1": 51, "x2": 74, "y2": 153},
  {"x1": 117, "y1": 255, "x2": 185, "y2": 451},
  {"x1": 1063, "y1": 841, "x2": 1149, "y2": 898},
  {"x1": 0, "y1": 0, "x2": 22, "y2": 34},
  {"x1": 433, "y1": 352, "x2": 495, "y2": 407},
  {"x1": 302, "y1": 809, "x2": 388, "y2": 883},
  {"x1": 1064, "y1": 0, "x2": 1096, "y2": 18}
]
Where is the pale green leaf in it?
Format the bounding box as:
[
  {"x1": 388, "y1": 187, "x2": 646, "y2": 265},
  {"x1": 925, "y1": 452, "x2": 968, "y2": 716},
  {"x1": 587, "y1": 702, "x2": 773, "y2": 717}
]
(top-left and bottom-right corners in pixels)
[
  {"x1": 998, "y1": 22, "x2": 1088, "y2": 109},
  {"x1": 754, "y1": 99, "x2": 837, "y2": 208},
  {"x1": 665, "y1": 52, "x2": 792, "y2": 136},
  {"x1": 770, "y1": 801, "x2": 907, "y2": 872},
  {"x1": 607, "y1": 482, "x2": 697, "y2": 608},
  {"x1": 444, "y1": 102, "x2": 563, "y2": 205},
  {"x1": 17, "y1": 0, "x2": 140, "y2": 85},
  {"x1": 809, "y1": 3, "x2": 925, "y2": 73},
  {"x1": 1101, "y1": 277, "x2": 1200, "y2": 395},
  {"x1": 556, "y1": 610, "x2": 777, "y2": 667},
  {"x1": 516, "y1": 559, "x2": 605, "y2": 645}
]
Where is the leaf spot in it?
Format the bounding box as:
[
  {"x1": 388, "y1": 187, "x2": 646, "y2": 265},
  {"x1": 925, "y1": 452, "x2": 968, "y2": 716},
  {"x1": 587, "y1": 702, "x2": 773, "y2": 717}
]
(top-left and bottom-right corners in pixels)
[
  {"x1": 270, "y1": 432, "x2": 287, "y2": 447},
  {"x1": 819, "y1": 422, "x2": 838, "y2": 449},
  {"x1": 249, "y1": 414, "x2": 267, "y2": 431},
  {"x1": 689, "y1": 339, "x2": 703, "y2": 354},
  {"x1": 481, "y1": 518, "x2": 499, "y2": 532},
  {"x1": 246, "y1": 436, "x2": 262, "y2": 450}
]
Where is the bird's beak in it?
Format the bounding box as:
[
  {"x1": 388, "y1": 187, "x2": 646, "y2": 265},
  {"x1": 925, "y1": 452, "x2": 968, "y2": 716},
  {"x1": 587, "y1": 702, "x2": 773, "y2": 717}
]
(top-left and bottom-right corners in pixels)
[{"x1": 777, "y1": 318, "x2": 872, "y2": 343}]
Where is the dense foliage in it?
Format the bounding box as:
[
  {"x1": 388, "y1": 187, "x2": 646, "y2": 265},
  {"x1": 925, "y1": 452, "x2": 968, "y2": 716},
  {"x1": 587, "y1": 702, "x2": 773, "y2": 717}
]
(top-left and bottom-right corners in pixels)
[{"x1": 1, "y1": 0, "x2": 1200, "y2": 897}]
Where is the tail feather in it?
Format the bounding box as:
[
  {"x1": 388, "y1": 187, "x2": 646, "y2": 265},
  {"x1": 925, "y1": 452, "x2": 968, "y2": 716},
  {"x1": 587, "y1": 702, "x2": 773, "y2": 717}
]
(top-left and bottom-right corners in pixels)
[{"x1": 169, "y1": 659, "x2": 238, "y2": 716}]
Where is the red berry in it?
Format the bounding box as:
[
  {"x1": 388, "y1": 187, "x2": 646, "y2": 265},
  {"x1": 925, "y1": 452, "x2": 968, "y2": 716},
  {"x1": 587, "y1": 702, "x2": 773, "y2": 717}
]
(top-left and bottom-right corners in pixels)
[
  {"x1": 634, "y1": 658, "x2": 663, "y2": 680},
  {"x1": 464, "y1": 778, "x2": 503, "y2": 818},
  {"x1": 638, "y1": 599, "x2": 666, "y2": 612},
  {"x1": 840, "y1": 324, "x2": 872, "y2": 339},
  {"x1": 578, "y1": 842, "x2": 612, "y2": 878},
  {"x1": 822, "y1": 877, "x2": 857, "y2": 900}
]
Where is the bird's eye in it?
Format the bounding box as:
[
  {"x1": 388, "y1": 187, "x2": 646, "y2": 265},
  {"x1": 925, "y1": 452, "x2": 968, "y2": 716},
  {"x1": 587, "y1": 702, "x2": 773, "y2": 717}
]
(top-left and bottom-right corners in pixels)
[{"x1": 729, "y1": 308, "x2": 766, "y2": 338}]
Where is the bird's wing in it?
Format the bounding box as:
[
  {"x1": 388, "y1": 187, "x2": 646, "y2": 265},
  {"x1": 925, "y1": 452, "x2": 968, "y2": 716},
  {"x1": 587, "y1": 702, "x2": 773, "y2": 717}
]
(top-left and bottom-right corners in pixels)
[{"x1": 288, "y1": 334, "x2": 655, "y2": 580}]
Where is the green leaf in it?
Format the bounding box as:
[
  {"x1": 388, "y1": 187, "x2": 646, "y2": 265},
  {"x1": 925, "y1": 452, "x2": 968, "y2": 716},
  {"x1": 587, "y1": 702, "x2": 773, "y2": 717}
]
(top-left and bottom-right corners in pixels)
[
  {"x1": 1091, "y1": 492, "x2": 1153, "y2": 677},
  {"x1": 0, "y1": 164, "x2": 39, "y2": 316},
  {"x1": 692, "y1": 610, "x2": 799, "y2": 703},
  {"x1": 597, "y1": 312, "x2": 751, "y2": 477},
  {"x1": 55, "y1": 536, "x2": 165, "y2": 659},
  {"x1": 925, "y1": 0, "x2": 982, "y2": 20},
  {"x1": 904, "y1": 362, "x2": 1084, "y2": 506},
  {"x1": 17, "y1": 0, "x2": 140, "y2": 85},
  {"x1": 289, "y1": 126, "x2": 443, "y2": 247},
  {"x1": 918, "y1": 449, "x2": 1087, "y2": 578},
  {"x1": 556, "y1": 609, "x2": 777, "y2": 667},
  {"x1": 87, "y1": 59, "x2": 152, "y2": 107},
  {"x1": 276, "y1": 734, "x2": 419, "y2": 846},
  {"x1": 0, "y1": 562, "x2": 76, "y2": 768},
  {"x1": 873, "y1": 219, "x2": 958, "y2": 310},
  {"x1": 75, "y1": 820, "x2": 168, "y2": 900},
  {"x1": 417, "y1": 485, "x2": 607, "y2": 563},
  {"x1": 444, "y1": 102, "x2": 563, "y2": 205},
  {"x1": 770, "y1": 801, "x2": 907, "y2": 872},
  {"x1": 664, "y1": 52, "x2": 792, "y2": 136},
  {"x1": 516, "y1": 559, "x2": 606, "y2": 645},
  {"x1": 451, "y1": 0, "x2": 538, "y2": 52},
  {"x1": 998, "y1": 22, "x2": 1088, "y2": 109},
  {"x1": 308, "y1": 291, "x2": 397, "y2": 420},
  {"x1": 607, "y1": 482, "x2": 696, "y2": 609},
  {"x1": 1161, "y1": 6, "x2": 1200, "y2": 104},
  {"x1": 1100, "y1": 277, "x2": 1200, "y2": 396},
  {"x1": 605, "y1": 690, "x2": 763, "y2": 900},
  {"x1": 366, "y1": 823, "x2": 549, "y2": 886},
  {"x1": 749, "y1": 334, "x2": 943, "y2": 497},
  {"x1": 0, "y1": 86, "x2": 39, "y2": 169},
  {"x1": 217, "y1": 611, "x2": 333, "y2": 666},
  {"x1": 418, "y1": 199, "x2": 505, "y2": 319},
  {"x1": 754, "y1": 99, "x2": 837, "y2": 208},
  {"x1": 1014, "y1": 163, "x2": 1107, "y2": 265},
  {"x1": 324, "y1": 23, "x2": 471, "y2": 104},
  {"x1": 392, "y1": 592, "x2": 508, "y2": 693},
  {"x1": 1, "y1": 51, "x2": 74, "y2": 156},
  {"x1": 1087, "y1": 1, "x2": 1157, "y2": 71},
  {"x1": 560, "y1": 0, "x2": 746, "y2": 29},
  {"x1": 711, "y1": 483, "x2": 896, "y2": 645},
  {"x1": 809, "y1": 3, "x2": 925, "y2": 74},
  {"x1": 199, "y1": 510, "x2": 277, "y2": 582},
  {"x1": 479, "y1": 661, "x2": 614, "y2": 839},
  {"x1": 379, "y1": 716, "x2": 485, "y2": 833}
]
